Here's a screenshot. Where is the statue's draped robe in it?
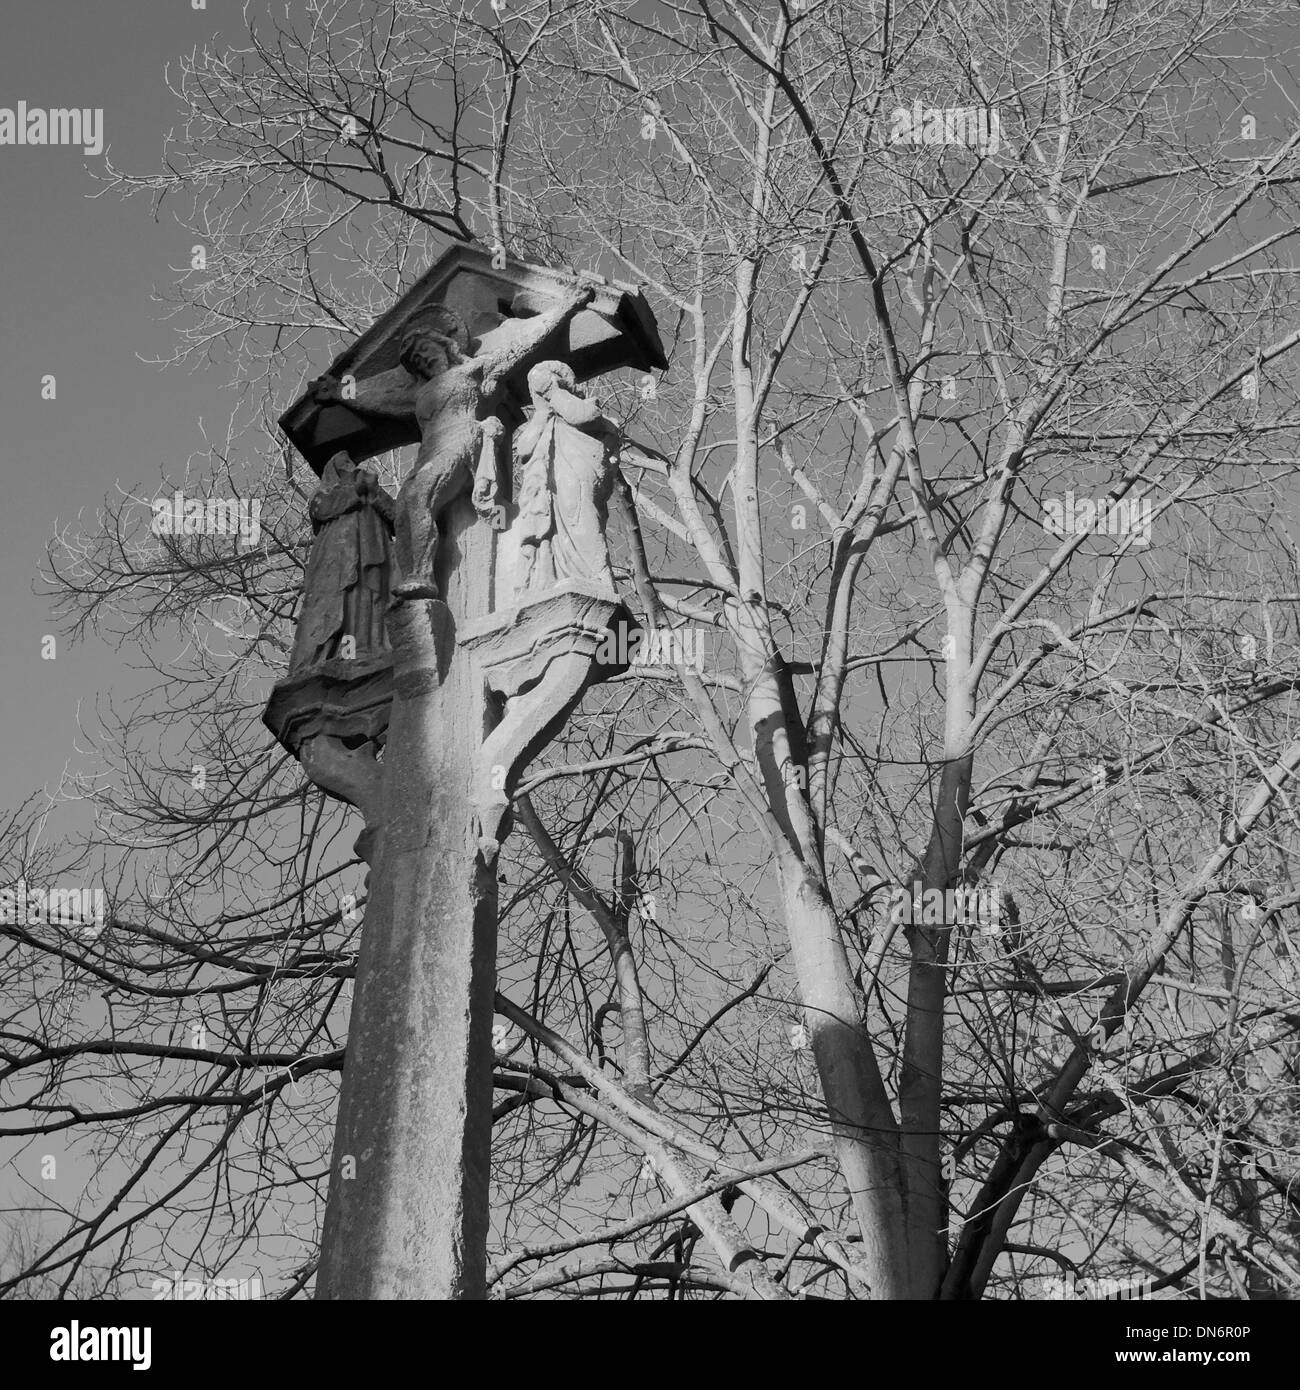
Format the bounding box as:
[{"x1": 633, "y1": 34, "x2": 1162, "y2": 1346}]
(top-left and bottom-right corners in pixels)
[
  {"x1": 514, "y1": 408, "x2": 617, "y2": 595},
  {"x1": 289, "y1": 478, "x2": 394, "y2": 673}
]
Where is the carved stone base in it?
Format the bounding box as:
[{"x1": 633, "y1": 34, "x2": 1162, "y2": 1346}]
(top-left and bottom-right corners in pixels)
[
  {"x1": 263, "y1": 654, "x2": 394, "y2": 756},
  {"x1": 263, "y1": 654, "x2": 393, "y2": 845},
  {"x1": 459, "y1": 581, "x2": 635, "y2": 695},
  {"x1": 458, "y1": 583, "x2": 636, "y2": 859}
]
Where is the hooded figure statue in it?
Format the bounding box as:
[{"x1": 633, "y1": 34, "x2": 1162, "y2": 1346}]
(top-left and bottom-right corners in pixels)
[{"x1": 288, "y1": 450, "x2": 395, "y2": 674}]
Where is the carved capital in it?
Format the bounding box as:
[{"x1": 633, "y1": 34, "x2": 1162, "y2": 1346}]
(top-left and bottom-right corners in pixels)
[
  {"x1": 264, "y1": 654, "x2": 393, "y2": 756},
  {"x1": 459, "y1": 584, "x2": 632, "y2": 861}
]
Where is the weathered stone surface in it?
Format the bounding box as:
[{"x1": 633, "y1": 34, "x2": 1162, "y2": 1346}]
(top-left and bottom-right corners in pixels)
[
  {"x1": 263, "y1": 452, "x2": 396, "y2": 838},
  {"x1": 316, "y1": 497, "x2": 498, "y2": 1300},
  {"x1": 303, "y1": 289, "x2": 599, "y2": 598},
  {"x1": 506, "y1": 360, "x2": 622, "y2": 599},
  {"x1": 455, "y1": 364, "x2": 635, "y2": 858},
  {"x1": 279, "y1": 245, "x2": 667, "y2": 474},
  {"x1": 264, "y1": 250, "x2": 666, "y2": 1302},
  {"x1": 460, "y1": 584, "x2": 631, "y2": 858},
  {"x1": 460, "y1": 582, "x2": 632, "y2": 698},
  {"x1": 286, "y1": 451, "x2": 395, "y2": 671},
  {"x1": 263, "y1": 655, "x2": 394, "y2": 756}
]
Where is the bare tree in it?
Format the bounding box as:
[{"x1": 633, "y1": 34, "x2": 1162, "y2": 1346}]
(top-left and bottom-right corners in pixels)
[{"x1": 5, "y1": 0, "x2": 1300, "y2": 1299}]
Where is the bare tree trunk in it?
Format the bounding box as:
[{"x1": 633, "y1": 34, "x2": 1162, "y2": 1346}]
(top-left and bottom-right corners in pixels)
[
  {"x1": 899, "y1": 634, "x2": 975, "y2": 1296},
  {"x1": 777, "y1": 851, "x2": 912, "y2": 1297}
]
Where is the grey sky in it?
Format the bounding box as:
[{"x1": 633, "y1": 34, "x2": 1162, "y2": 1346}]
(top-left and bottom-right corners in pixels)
[{"x1": 0, "y1": 1, "x2": 235, "y2": 821}]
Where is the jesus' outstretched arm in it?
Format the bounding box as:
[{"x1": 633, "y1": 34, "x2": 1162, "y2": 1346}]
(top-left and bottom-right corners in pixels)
[
  {"x1": 478, "y1": 284, "x2": 597, "y2": 394},
  {"x1": 310, "y1": 367, "x2": 418, "y2": 421}
]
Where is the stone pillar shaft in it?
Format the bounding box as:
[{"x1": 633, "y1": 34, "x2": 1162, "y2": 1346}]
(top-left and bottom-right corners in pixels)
[{"x1": 316, "y1": 501, "x2": 497, "y2": 1300}]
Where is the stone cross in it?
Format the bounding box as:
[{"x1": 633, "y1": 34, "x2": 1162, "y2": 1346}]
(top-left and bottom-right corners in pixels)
[{"x1": 265, "y1": 246, "x2": 665, "y2": 1299}]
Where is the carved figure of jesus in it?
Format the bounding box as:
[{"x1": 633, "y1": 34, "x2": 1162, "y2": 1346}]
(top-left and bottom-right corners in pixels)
[{"x1": 309, "y1": 285, "x2": 596, "y2": 600}]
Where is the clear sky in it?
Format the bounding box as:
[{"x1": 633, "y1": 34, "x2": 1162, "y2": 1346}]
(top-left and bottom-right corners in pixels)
[{"x1": 0, "y1": 1, "x2": 241, "y2": 823}]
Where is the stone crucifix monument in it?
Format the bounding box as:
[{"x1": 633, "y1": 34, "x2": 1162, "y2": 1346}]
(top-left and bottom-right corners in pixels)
[{"x1": 264, "y1": 245, "x2": 665, "y2": 1300}]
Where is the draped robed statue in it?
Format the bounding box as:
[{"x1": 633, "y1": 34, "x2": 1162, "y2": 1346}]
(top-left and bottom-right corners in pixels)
[
  {"x1": 463, "y1": 361, "x2": 630, "y2": 862},
  {"x1": 264, "y1": 448, "x2": 396, "y2": 844},
  {"x1": 288, "y1": 450, "x2": 396, "y2": 674},
  {"x1": 508, "y1": 360, "x2": 621, "y2": 600}
]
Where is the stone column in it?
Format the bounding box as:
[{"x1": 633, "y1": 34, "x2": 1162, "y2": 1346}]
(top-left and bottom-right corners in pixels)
[{"x1": 316, "y1": 496, "x2": 499, "y2": 1300}]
